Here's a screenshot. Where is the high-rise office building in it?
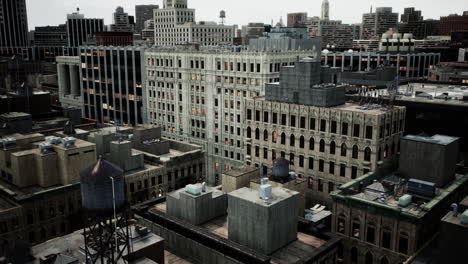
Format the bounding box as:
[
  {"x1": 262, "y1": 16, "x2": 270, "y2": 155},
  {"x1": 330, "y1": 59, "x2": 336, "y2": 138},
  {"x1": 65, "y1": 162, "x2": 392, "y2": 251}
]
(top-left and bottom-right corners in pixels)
[
  {"x1": 80, "y1": 46, "x2": 146, "y2": 126},
  {"x1": 66, "y1": 11, "x2": 105, "y2": 47},
  {"x1": 33, "y1": 25, "x2": 67, "y2": 47},
  {"x1": 0, "y1": 0, "x2": 29, "y2": 47},
  {"x1": 307, "y1": 20, "x2": 355, "y2": 49},
  {"x1": 153, "y1": 0, "x2": 235, "y2": 46},
  {"x1": 135, "y1": 4, "x2": 159, "y2": 33},
  {"x1": 110, "y1": 6, "x2": 134, "y2": 32},
  {"x1": 321, "y1": 0, "x2": 330, "y2": 21},
  {"x1": 145, "y1": 47, "x2": 315, "y2": 185},
  {"x1": 361, "y1": 7, "x2": 398, "y2": 40},
  {"x1": 398, "y1": 8, "x2": 440, "y2": 39}
]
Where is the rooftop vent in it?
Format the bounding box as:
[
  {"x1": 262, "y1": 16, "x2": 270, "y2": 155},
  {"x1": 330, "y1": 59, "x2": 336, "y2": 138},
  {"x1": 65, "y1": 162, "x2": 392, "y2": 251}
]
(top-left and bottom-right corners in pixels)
[
  {"x1": 186, "y1": 184, "x2": 202, "y2": 195},
  {"x1": 0, "y1": 138, "x2": 16, "y2": 150},
  {"x1": 39, "y1": 142, "x2": 54, "y2": 154},
  {"x1": 259, "y1": 178, "x2": 272, "y2": 202},
  {"x1": 63, "y1": 137, "x2": 76, "y2": 149},
  {"x1": 46, "y1": 136, "x2": 62, "y2": 145}
]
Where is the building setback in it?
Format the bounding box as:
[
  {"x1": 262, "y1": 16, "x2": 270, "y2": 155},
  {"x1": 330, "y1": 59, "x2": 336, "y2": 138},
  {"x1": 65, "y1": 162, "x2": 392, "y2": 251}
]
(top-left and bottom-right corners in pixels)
[
  {"x1": 110, "y1": 6, "x2": 134, "y2": 33},
  {"x1": 80, "y1": 46, "x2": 146, "y2": 126},
  {"x1": 0, "y1": 0, "x2": 29, "y2": 47},
  {"x1": 145, "y1": 48, "x2": 314, "y2": 185},
  {"x1": 66, "y1": 12, "x2": 104, "y2": 47},
  {"x1": 135, "y1": 4, "x2": 159, "y2": 33}
]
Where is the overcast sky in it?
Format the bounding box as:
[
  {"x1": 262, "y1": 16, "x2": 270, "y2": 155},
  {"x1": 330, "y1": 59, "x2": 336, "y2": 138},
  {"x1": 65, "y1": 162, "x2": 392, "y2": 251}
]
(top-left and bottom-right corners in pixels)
[{"x1": 26, "y1": 0, "x2": 468, "y2": 29}]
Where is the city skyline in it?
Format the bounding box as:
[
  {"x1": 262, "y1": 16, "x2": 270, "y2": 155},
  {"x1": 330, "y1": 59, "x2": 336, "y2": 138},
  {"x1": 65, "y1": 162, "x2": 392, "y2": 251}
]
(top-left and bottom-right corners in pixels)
[{"x1": 26, "y1": 0, "x2": 468, "y2": 29}]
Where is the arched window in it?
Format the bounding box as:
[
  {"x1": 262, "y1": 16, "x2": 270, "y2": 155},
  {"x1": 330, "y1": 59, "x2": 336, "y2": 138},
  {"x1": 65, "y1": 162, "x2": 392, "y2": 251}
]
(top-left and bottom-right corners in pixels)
[
  {"x1": 364, "y1": 147, "x2": 371, "y2": 162},
  {"x1": 380, "y1": 257, "x2": 389, "y2": 264},
  {"x1": 351, "y1": 247, "x2": 358, "y2": 264},
  {"x1": 272, "y1": 131, "x2": 277, "y2": 143},
  {"x1": 319, "y1": 139, "x2": 325, "y2": 152},
  {"x1": 255, "y1": 128, "x2": 260, "y2": 140},
  {"x1": 352, "y1": 145, "x2": 359, "y2": 159},
  {"x1": 330, "y1": 141, "x2": 336, "y2": 155},
  {"x1": 299, "y1": 136, "x2": 305, "y2": 148},
  {"x1": 341, "y1": 143, "x2": 347, "y2": 157},
  {"x1": 384, "y1": 144, "x2": 389, "y2": 158},
  {"x1": 247, "y1": 127, "x2": 251, "y2": 138},
  {"x1": 290, "y1": 134, "x2": 295, "y2": 147},
  {"x1": 263, "y1": 129, "x2": 268, "y2": 141},
  {"x1": 281, "y1": 133, "x2": 286, "y2": 145},
  {"x1": 309, "y1": 137, "x2": 315, "y2": 150},
  {"x1": 365, "y1": 252, "x2": 373, "y2": 264}
]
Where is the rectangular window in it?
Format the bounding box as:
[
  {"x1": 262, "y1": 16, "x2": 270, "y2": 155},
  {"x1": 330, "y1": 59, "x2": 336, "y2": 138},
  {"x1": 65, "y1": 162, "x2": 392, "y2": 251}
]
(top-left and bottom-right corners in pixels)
[
  {"x1": 273, "y1": 113, "x2": 278, "y2": 124},
  {"x1": 320, "y1": 119, "x2": 326, "y2": 132},
  {"x1": 310, "y1": 118, "x2": 316, "y2": 130},
  {"x1": 367, "y1": 226, "x2": 376, "y2": 244},
  {"x1": 319, "y1": 159, "x2": 324, "y2": 172},
  {"x1": 255, "y1": 110, "x2": 260, "y2": 121},
  {"x1": 352, "y1": 222, "x2": 360, "y2": 238},
  {"x1": 308, "y1": 157, "x2": 314, "y2": 170},
  {"x1": 365, "y1": 125, "x2": 373, "y2": 139},
  {"x1": 342, "y1": 122, "x2": 348, "y2": 135},
  {"x1": 281, "y1": 114, "x2": 287, "y2": 126},
  {"x1": 382, "y1": 231, "x2": 392, "y2": 249},
  {"x1": 354, "y1": 124, "x2": 360, "y2": 137},
  {"x1": 318, "y1": 179, "x2": 323, "y2": 192},
  {"x1": 329, "y1": 162, "x2": 335, "y2": 175},
  {"x1": 331, "y1": 121, "x2": 337, "y2": 133},
  {"x1": 290, "y1": 115, "x2": 296, "y2": 127},
  {"x1": 351, "y1": 166, "x2": 358, "y2": 179},
  {"x1": 399, "y1": 235, "x2": 409, "y2": 254},
  {"x1": 247, "y1": 109, "x2": 252, "y2": 120},
  {"x1": 300, "y1": 117, "x2": 306, "y2": 129},
  {"x1": 263, "y1": 112, "x2": 269, "y2": 123},
  {"x1": 340, "y1": 164, "x2": 346, "y2": 177}
]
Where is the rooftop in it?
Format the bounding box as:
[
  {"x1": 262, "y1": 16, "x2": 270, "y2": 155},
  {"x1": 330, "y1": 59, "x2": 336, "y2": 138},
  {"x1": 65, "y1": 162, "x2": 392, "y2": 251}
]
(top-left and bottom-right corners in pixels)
[
  {"x1": 168, "y1": 183, "x2": 224, "y2": 199},
  {"x1": 253, "y1": 97, "x2": 403, "y2": 115},
  {"x1": 229, "y1": 187, "x2": 299, "y2": 207},
  {"x1": 223, "y1": 166, "x2": 258, "y2": 177},
  {"x1": 334, "y1": 169, "x2": 468, "y2": 219},
  {"x1": 402, "y1": 134, "x2": 459, "y2": 145}
]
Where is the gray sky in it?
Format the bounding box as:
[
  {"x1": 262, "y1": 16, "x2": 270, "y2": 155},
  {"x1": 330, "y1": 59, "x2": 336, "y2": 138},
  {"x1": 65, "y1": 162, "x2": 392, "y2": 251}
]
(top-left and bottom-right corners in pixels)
[{"x1": 26, "y1": 0, "x2": 468, "y2": 29}]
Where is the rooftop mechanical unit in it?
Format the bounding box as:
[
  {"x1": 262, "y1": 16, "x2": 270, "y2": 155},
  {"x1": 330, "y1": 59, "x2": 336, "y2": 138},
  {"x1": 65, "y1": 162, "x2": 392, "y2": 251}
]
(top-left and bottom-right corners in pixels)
[
  {"x1": 407, "y1": 178, "x2": 436, "y2": 198},
  {"x1": 63, "y1": 137, "x2": 76, "y2": 149},
  {"x1": 0, "y1": 138, "x2": 17, "y2": 150},
  {"x1": 186, "y1": 184, "x2": 202, "y2": 195},
  {"x1": 39, "y1": 142, "x2": 54, "y2": 154}
]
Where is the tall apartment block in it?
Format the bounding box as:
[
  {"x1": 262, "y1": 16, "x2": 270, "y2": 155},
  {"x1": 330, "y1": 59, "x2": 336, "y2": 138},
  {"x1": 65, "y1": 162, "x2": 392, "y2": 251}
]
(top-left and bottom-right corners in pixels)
[
  {"x1": 110, "y1": 6, "x2": 134, "y2": 32},
  {"x1": 0, "y1": 0, "x2": 29, "y2": 47},
  {"x1": 244, "y1": 58, "x2": 405, "y2": 205},
  {"x1": 361, "y1": 7, "x2": 398, "y2": 40},
  {"x1": 287, "y1": 13, "x2": 308, "y2": 27},
  {"x1": 153, "y1": 0, "x2": 235, "y2": 46},
  {"x1": 307, "y1": 19, "x2": 355, "y2": 49},
  {"x1": 66, "y1": 12, "x2": 104, "y2": 47},
  {"x1": 135, "y1": 5, "x2": 159, "y2": 33},
  {"x1": 80, "y1": 46, "x2": 146, "y2": 126},
  {"x1": 145, "y1": 47, "x2": 315, "y2": 185}
]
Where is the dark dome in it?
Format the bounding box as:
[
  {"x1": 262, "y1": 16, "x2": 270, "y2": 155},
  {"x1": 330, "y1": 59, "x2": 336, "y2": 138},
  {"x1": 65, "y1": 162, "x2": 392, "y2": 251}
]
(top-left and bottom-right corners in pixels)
[{"x1": 80, "y1": 158, "x2": 124, "y2": 184}]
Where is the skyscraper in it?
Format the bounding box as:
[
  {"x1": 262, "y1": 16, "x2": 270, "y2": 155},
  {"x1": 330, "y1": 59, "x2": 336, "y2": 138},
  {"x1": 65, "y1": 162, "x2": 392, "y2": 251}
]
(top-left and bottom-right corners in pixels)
[
  {"x1": 361, "y1": 7, "x2": 398, "y2": 40},
  {"x1": 66, "y1": 11, "x2": 105, "y2": 47},
  {"x1": 110, "y1": 6, "x2": 134, "y2": 32},
  {"x1": 0, "y1": 0, "x2": 29, "y2": 47},
  {"x1": 321, "y1": 0, "x2": 330, "y2": 21},
  {"x1": 135, "y1": 5, "x2": 159, "y2": 33}
]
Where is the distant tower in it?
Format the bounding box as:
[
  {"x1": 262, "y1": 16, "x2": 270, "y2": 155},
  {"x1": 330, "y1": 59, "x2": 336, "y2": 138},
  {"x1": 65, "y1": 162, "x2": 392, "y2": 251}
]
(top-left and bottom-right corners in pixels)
[
  {"x1": 220, "y1": 10, "x2": 226, "y2": 25},
  {"x1": 321, "y1": 0, "x2": 330, "y2": 20},
  {"x1": 80, "y1": 158, "x2": 131, "y2": 264}
]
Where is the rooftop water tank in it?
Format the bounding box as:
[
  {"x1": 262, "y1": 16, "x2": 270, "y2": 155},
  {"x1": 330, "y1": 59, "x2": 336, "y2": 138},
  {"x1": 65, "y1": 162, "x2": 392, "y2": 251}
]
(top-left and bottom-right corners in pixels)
[
  {"x1": 80, "y1": 158, "x2": 125, "y2": 216},
  {"x1": 271, "y1": 158, "x2": 290, "y2": 181}
]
